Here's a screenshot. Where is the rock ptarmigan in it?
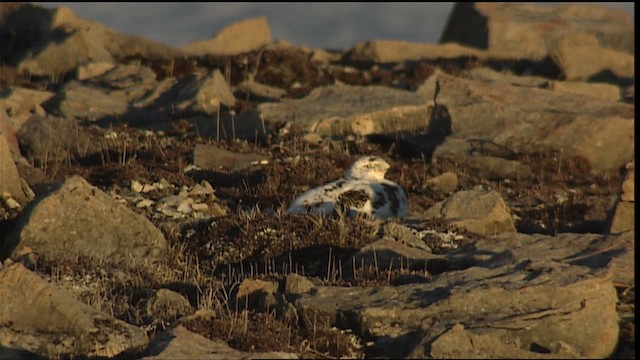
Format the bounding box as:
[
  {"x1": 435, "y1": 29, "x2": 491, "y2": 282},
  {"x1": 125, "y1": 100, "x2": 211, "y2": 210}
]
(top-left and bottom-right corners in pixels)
[{"x1": 287, "y1": 156, "x2": 408, "y2": 219}]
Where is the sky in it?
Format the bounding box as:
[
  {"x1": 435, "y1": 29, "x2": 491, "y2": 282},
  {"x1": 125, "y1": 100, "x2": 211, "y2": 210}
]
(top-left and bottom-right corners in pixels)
[{"x1": 33, "y1": 2, "x2": 634, "y2": 50}]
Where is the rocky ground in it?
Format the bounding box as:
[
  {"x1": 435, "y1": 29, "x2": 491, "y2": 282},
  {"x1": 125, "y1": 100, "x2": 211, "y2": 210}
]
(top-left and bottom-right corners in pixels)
[{"x1": 0, "y1": 3, "x2": 635, "y2": 359}]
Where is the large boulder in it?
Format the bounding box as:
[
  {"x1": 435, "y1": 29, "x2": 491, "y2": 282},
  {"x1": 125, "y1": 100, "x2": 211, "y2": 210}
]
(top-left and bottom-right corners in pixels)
[
  {"x1": 419, "y1": 73, "x2": 634, "y2": 173},
  {"x1": 0, "y1": 262, "x2": 148, "y2": 358},
  {"x1": 2, "y1": 175, "x2": 167, "y2": 263},
  {"x1": 258, "y1": 84, "x2": 429, "y2": 137},
  {"x1": 424, "y1": 187, "x2": 517, "y2": 234},
  {"x1": 440, "y1": 3, "x2": 634, "y2": 82},
  {"x1": 349, "y1": 40, "x2": 486, "y2": 63},
  {"x1": 16, "y1": 114, "x2": 103, "y2": 165}
]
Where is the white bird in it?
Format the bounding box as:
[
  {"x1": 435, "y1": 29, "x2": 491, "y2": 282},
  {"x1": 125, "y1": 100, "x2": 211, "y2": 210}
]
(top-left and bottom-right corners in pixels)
[{"x1": 287, "y1": 156, "x2": 408, "y2": 219}]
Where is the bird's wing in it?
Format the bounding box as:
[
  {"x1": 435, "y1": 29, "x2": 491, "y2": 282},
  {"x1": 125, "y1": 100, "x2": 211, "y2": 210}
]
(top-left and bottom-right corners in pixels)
[
  {"x1": 287, "y1": 178, "x2": 347, "y2": 215},
  {"x1": 370, "y1": 180, "x2": 408, "y2": 218},
  {"x1": 336, "y1": 188, "x2": 370, "y2": 213}
]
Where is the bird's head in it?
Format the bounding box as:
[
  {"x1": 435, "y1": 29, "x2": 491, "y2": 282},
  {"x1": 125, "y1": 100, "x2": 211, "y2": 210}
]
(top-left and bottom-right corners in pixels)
[{"x1": 346, "y1": 156, "x2": 390, "y2": 180}]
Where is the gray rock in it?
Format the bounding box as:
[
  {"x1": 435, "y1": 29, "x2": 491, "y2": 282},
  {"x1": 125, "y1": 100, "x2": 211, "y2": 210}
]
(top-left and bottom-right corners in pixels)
[
  {"x1": 0, "y1": 262, "x2": 148, "y2": 358},
  {"x1": 89, "y1": 63, "x2": 157, "y2": 90},
  {"x1": 76, "y1": 61, "x2": 116, "y2": 80},
  {"x1": 143, "y1": 289, "x2": 193, "y2": 323},
  {"x1": 609, "y1": 202, "x2": 634, "y2": 233},
  {"x1": 191, "y1": 203, "x2": 209, "y2": 212},
  {"x1": 0, "y1": 109, "x2": 21, "y2": 160},
  {"x1": 349, "y1": 237, "x2": 438, "y2": 277},
  {"x1": 236, "y1": 278, "x2": 278, "y2": 308},
  {"x1": 284, "y1": 273, "x2": 316, "y2": 296},
  {"x1": 143, "y1": 325, "x2": 297, "y2": 359},
  {"x1": 424, "y1": 171, "x2": 459, "y2": 193},
  {"x1": 547, "y1": 80, "x2": 621, "y2": 102},
  {"x1": 465, "y1": 155, "x2": 532, "y2": 180},
  {"x1": 16, "y1": 114, "x2": 103, "y2": 165},
  {"x1": 182, "y1": 16, "x2": 272, "y2": 56},
  {"x1": 193, "y1": 144, "x2": 267, "y2": 172},
  {"x1": 440, "y1": 3, "x2": 634, "y2": 60},
  {"x1": 0, "y1": 133, "x2": 34, "y2": 206},
  {"x1": 132, "y1": 70, "x2": 235, "y2": 125},
  {"x1": 620, "y1": 160, "x2": 634, "y2": 202},
  {"x1": 428, "y1": 323, "x2": 581, "y2": 359},
  {"x1": 425, "y1": 187, "x2": 516, "y2": 235},
  {"x1": 2, "y1": 197, "x2": 21, "y2": 210},
  {"x1": 461, "y1": 67, "x2": 551, "y2": 88},
  {"x1": 7, "y1": 4, "x2": 183, "y2": 77},
  {"x1": 551, "y1": 33, "x2": 634, "y2": 81},
  {"x1": 2, "y1": 175, "x2": 167, "y2": 263},
  {"x1": 342, "y1": 223, "x2": 446, "y2": 281},
  {"x1": 48, "y1": 80, "x2": 129, "y2": 121},
  {"x1": 0, "y1": 87, "x2": 55, "y2": 133},
  {"x1": 239, "y1": 279, "x2": 278, "y2": 296},
  {"x1": 609, "y1": 161, "x2": 635, "y2": 234},
  {"x1": 258, "y1": 84, "x2": 429, "y2": 137},
  {"x1": 234, "y1": 278, "x2": 299, "y2": 325},
  {"x1": 236, "y1": 80, "x2": 287, "y2": 100},
  {"x1": 349, "y1": 40, "x2": 487, "y2": 63},
  {"x1": 295, "y1": 232, "x2": 625, "y2": 358},
  {"x1": 426, "y1": 73, "x2": 634, "y2": 173},
  {"x1": 178, "y1": 112, "x2": 265, "y2": 142},
  {"x1": 171, "y1": 69, "x2": 236, "y2": 111},
  {"x1": 598, "y1": 231, "x2": 634, "y2": 287},
  {"x1": 183, "y1": 180, "x2": 215, "y2": 197}
]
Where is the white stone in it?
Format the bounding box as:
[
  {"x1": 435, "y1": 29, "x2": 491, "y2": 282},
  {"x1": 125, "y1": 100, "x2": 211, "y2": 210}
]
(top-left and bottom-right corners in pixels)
[{"x1": 191, "y1": 203, "x2": 209, "y2": 212}]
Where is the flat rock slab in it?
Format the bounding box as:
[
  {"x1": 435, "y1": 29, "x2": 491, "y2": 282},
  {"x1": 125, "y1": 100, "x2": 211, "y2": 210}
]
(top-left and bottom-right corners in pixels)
[
  {"x1": 48, "y1": 80, "x2": 129, "y2": 121},
  {"x1": 462, "y1": 67, "x2": 622, "y2": 102},
  {"x1": 193, "y1": 144, "x2": 267, "y2": 172},
  {"x1": 258, "y1": 84, "x2": 429, "y2": 137},
  {"x1": 182, "y1": 16, "x2": 272, "y2": 56},
  {"x1": 349, "y1": 40, "x2": 487, "y2": 63},
  {"x1": 440, "y1": 3, "x2": 634, "y2": 60},
  {"x1": 143, "y1": 325, "x2": 296, "y2": 359},
  {"x1": 551, "y1": 33, "x2": 634, "y2": 81},
  {"x1": 0, "y1": 262, "x2": 148, "y2": 358},
  {"x1": 423, "y1": 73, "x2": 634, "y2": 173},
  {"x1": 295, "y1": 232, "x2": 624, "y2": 358},
  {"x1": 2, "y1": 175, "x2": 167, "y2": 263}
]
